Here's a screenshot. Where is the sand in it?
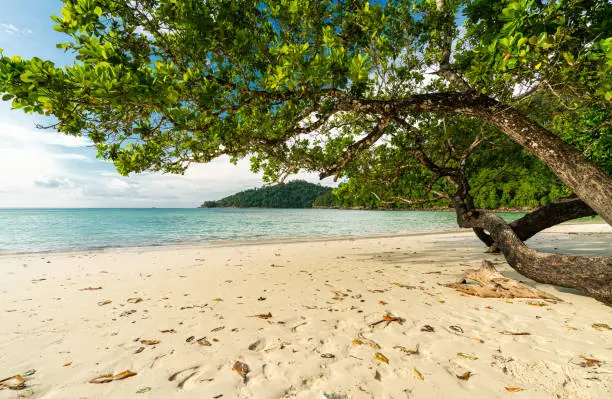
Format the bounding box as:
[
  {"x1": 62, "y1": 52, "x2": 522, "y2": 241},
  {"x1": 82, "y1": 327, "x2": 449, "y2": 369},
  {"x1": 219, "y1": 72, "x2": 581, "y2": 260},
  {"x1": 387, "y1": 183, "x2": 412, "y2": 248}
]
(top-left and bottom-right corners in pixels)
[{"x1": 0, "y1": 224, "x2": 610, "y2": 398}]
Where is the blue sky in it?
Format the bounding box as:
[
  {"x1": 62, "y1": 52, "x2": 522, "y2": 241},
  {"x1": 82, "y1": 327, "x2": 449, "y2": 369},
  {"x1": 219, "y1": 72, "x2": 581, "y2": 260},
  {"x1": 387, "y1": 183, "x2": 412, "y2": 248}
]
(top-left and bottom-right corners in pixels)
[{"x1": 0, "y1": 0, "x2": 328, "y2": 208}]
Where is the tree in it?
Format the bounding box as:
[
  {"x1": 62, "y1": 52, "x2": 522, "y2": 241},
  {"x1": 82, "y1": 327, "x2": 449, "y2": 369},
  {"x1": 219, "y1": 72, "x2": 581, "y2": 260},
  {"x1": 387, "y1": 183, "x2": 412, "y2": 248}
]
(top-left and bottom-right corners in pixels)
[{"x1": 0, "y1": 0, "x2": 610, "y2": 302}]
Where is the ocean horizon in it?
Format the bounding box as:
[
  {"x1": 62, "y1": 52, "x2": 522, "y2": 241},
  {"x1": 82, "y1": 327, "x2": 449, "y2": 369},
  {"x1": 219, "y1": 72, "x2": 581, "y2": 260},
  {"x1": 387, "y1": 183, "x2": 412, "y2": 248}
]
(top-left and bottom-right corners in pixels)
[{"x1": 0, "y1": 208, "x2": 528, "y2": 254}]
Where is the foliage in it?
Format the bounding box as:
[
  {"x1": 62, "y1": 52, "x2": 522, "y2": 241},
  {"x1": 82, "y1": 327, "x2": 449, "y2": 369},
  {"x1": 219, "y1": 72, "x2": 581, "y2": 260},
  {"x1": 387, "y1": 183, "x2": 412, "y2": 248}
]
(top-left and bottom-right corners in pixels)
[
  {"x1": 0, "y1": 0, "x2": 610, "y2": 211},
  {"x1": 201, "y1": 180, "x2": 331, "y2": 208}
]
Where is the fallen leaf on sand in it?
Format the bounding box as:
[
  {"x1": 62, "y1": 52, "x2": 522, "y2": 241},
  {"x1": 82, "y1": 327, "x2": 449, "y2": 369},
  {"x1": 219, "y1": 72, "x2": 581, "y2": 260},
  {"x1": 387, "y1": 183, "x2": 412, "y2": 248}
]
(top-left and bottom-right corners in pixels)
[
  {"x1": 321, "y1": 353, "x2": 335, "y2": 358},
  {"x1": 578, "y1": 356, "x2": 601, "y2": 367},
  {"x1": 500, "y1": 331, "x2": 530, "y2": 336},
  {"x1": 211, "y1": 326, "x2": 225, "y2": 332},
  {"x1": 136, "y1": 387, "x2": 151, "y2": 394},
  {"x1": 0, "y1": 375, "x2": 25, "y2": 390},
  {"x1": 97, "y1": 300, "x2": 112, "y2": 306},
  {"x1": 332, "y1": 290, "x2": 348, "y2": 297},
  {"x1": 393, "y1": 345, "x2": 419, "y2": 355},
  {"x1": 592, "y1": 323, "x2": 612, "y2": 331},
  {"x1": 140, "y1": 339, "x2": 160, "y2": 345},
  {"x1": 249, "y1": 312, "x2": 272, "y2": 319},
  {"x1": 527, "y1": 301, "x2": 548, "y2": 307},
  {"x1": 80, "y1": 287, "x2": 102, "y2": 291},
  {"x1": 89, "y1": 370, "x2": 137, "y2": 384},
  {"x1": 375, "y1": 352, "x2": 389, "y2": 364},
  {"x1": 160, "y1": 329, "x2": 176, "y2": 333},
  {"x1": 134, "y1": 347, "x2": 145, "y2": 354},
  {"x1": 197, "y1": 337, "x2": 212, "y2": 346},
  {"x1": 370, "y1": 314, "x2": 402, "y2": 327},
  {"x1": 391, "y1": 282, "x2": 415, "y2": 289},
  {"x1": 355, "y1": 333, "x2": 381, "y2": 349},
  {"x1": 412, "y1": 368, "x2": 424, "y2": 380},
  {"x1": 63, "y1": 362, "x2": 72, "y2": 367},
  {"x1": 127, "y1": 297, "x2": 143, "y2": 304},
  {"x1": 421, "y1": 325, "x2": 435, "y2": 332},
  {"x1": 186, "y1": 336, "x2": 195, "y2": 342},
  {"x1": 457, "y1": 353, "x2": 478, "y2": 360},
  {"x1": 368, "y1": 289, "x2": 385, "y2": 293},
  {"x1": 456, "y1": 371, "x2": 472, "y2": 380},
  {"x1": 505, "y1": 387, "x2": 524, "y2": 392},
  {"x1": 232, "y1": 361, "x2": 249, "y2": 381},
  {"x1": 379, "y1": 300, "x2": 387, "y2": 305},
  {"x1": 212, "y1": 298, "x2": 223, "y2": 302}
]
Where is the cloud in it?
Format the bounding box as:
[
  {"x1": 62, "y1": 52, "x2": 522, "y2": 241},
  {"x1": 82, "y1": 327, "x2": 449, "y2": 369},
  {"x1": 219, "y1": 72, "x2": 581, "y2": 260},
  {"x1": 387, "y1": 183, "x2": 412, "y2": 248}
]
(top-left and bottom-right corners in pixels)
[
  {"x1": 2, "y1": 23, "x2": 18, "y2": 35},
  {"x1": 0, "y1": 113, "x2": 334, "y2": 208},
  {"x1": 1, "y1": 23, "x2": 31, "y2": 35}
]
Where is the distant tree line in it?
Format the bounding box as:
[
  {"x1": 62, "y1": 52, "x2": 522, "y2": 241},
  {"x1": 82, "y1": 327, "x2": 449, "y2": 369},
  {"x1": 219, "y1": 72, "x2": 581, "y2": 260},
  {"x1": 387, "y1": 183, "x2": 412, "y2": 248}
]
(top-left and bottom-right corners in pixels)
[{"x1": 201, "y1": 180, "x2": 332, "y2": 208}]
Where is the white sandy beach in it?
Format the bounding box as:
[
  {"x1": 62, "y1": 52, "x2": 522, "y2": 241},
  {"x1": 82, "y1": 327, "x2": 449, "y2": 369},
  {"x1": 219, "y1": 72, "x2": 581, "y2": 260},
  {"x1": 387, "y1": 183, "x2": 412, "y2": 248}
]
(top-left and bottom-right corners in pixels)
[{"x1": 0, "y1": 224, "x2": 611, "y2": 399}]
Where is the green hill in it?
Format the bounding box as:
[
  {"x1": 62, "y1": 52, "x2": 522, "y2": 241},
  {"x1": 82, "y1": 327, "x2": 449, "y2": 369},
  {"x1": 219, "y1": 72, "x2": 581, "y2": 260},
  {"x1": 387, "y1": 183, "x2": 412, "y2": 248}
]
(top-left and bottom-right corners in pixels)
[{"x1": 200, "y1": 180, "x2": 332, "y2": 208}]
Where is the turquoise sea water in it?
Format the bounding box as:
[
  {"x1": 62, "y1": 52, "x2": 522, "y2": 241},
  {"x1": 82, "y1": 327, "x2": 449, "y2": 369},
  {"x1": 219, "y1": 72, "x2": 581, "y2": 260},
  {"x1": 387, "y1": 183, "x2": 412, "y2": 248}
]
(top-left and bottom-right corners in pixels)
[{"x1": 0, "y1": 208, "x2": 524, "y2": 254}]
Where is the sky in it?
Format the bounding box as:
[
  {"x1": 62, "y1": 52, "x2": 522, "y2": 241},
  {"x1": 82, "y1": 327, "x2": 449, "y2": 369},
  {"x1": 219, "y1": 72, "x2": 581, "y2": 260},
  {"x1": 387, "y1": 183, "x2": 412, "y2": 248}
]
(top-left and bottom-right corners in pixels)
[{"x1": 0, "y1": 0, "x2": 331, "y2": 208}]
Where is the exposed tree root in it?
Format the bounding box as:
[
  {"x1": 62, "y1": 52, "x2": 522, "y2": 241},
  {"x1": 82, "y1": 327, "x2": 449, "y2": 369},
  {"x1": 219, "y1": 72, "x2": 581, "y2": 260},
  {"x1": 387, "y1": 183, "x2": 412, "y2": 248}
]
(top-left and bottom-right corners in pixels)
[
  {"x1": 445, "y1": 260, "x2": 560, "y2": 300},
  {"x1": 454, "y1": 197, "x2": 612, "y2": 305}
]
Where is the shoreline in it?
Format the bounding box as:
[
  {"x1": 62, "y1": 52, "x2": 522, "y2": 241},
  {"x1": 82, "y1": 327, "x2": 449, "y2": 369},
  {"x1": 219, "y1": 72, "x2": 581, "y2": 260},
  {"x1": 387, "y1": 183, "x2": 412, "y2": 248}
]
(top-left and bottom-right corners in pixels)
[{"x1": 1, "y1": 222, "x2": 609, "y2": 258}]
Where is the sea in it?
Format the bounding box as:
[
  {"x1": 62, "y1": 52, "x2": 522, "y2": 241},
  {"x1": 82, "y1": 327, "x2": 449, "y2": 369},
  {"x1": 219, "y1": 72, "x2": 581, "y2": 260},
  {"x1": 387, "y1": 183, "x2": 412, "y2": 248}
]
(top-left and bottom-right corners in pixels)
[{"x1": 0, "y1": 208, "x2": 525, "y2": 254}]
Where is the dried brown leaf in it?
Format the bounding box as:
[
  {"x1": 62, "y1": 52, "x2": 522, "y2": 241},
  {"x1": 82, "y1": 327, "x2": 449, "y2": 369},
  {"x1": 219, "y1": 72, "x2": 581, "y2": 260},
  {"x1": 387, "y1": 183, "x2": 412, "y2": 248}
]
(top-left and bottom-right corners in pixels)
[
  {"x1": 505, "y1": 387, "x2": 524, "y2": 392},
  {"x1": 592, "y1": 323, "x2": 612, "y2": 331},
  {"x1": 197, "y1": 337, "x2": 212, "y2": 346},
  {"x1": 0, "y1": 375, "x2": 25, "y2": 390},
  {"x1": 456, "y1": 371, "x2": 472, "y2": 380},
  {"x1": 127, "y1": 297, "x2": 143, "y2": 304},
  {"x1": 249, "y1": 312, "x2": 272, "y2": 319},
  {"x1": 140, "y1": 339, "x2": 160, "y2": 345},
  {"x1": 232, "y1": 361, "x2": 249, "y2": 381},
  {"x1": 97, "y1": 300, "x2": 112, "y2": 306}
]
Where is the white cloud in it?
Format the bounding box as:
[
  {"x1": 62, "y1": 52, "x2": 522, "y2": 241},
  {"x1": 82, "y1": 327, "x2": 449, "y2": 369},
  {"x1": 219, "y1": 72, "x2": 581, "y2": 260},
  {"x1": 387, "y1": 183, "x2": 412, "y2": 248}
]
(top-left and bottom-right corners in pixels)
[
  {"x1": 0, "y1": 117, "x2": 333, "y2": 208},
  {"x1": 1, "y1": 23, "x2": 31, "y2": 36},
  {"x1": 2, "y1": 23, "x2": 18, "y2": 35}
]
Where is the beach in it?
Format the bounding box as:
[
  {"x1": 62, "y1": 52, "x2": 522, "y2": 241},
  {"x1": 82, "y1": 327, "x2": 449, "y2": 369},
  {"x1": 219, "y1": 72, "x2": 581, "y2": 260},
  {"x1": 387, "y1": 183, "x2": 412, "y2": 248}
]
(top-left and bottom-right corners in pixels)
[{"x1": 0, "y1": 224, "x2": 610, "y2": 398}]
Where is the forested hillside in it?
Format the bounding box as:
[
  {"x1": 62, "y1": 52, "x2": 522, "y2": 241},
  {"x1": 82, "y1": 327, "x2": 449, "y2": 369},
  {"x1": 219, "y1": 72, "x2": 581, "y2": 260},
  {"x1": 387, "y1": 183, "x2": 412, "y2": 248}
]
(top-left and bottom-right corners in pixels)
[{"x1": 201, "y1": 180, "x2": 332, "y2": 208}]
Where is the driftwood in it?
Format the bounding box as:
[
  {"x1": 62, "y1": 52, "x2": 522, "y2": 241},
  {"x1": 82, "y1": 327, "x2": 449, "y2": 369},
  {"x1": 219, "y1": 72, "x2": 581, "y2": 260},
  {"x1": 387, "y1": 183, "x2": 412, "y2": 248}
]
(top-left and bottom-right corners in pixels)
[{"x1": 445, "y1": 260, "x2": 560, "y2": 300}]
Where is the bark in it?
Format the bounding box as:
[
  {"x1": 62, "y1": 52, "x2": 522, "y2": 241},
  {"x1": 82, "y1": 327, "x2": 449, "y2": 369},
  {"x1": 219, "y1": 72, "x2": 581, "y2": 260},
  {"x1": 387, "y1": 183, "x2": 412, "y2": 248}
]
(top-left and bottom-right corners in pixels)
[
  {"x1": 510, "y1": 197, "x2": 597, "y2": 241},
  {"x1": 453, "y1": 197, "x2": 612, "y2": 305},
  {"x1": 477, "y1": 197, "x2": 596, "y2": 251}
]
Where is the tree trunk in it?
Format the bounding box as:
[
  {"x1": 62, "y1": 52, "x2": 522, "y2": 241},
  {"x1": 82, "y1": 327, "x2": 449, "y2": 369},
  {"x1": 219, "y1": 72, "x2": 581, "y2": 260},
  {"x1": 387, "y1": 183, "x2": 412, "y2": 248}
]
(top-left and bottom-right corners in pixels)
[
  {"x1": 475, "y1": 197, "x2": 597, "y2": 251},
  {"x1": 453, "y1": 197, "x2": 612, "y2": 305},
  {"x1": 510, "y1": 197, "x2": 597, "y2": 241},
  {"x1": 472, "y1": 103, "x2": 612, "y2": 225}
]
